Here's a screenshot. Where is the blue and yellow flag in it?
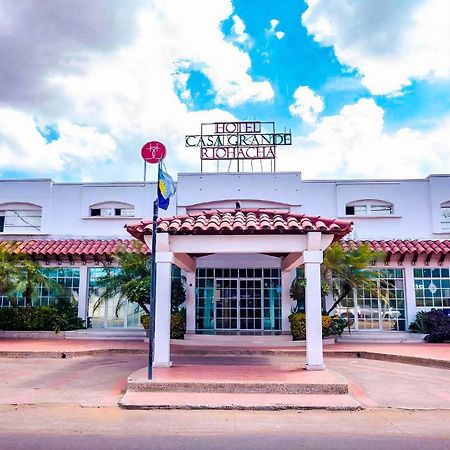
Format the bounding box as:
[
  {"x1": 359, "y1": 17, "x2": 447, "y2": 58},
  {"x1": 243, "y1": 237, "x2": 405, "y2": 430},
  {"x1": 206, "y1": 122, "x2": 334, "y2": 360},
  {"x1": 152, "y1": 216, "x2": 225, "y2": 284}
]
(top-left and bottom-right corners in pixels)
[{"x1": 157, "y1": 163, "x2": 176, "y2": 210}]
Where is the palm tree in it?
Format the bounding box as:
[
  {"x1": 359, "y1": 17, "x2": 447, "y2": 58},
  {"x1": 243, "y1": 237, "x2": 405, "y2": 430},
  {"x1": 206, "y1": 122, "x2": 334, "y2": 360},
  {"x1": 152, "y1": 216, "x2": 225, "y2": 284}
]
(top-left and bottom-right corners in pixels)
[
  {"x1": 0, "y1": 246, "x2": 62, "y2": 306},
  {"x1": 323, "y1": 242, "x2": 381, "y2": 315},
  {"x1": 92, "y1": 245, "x2": 151, "y2": 315},
  {"x1": 0, "y1": 247, "x2": 23, "y2": 297}
]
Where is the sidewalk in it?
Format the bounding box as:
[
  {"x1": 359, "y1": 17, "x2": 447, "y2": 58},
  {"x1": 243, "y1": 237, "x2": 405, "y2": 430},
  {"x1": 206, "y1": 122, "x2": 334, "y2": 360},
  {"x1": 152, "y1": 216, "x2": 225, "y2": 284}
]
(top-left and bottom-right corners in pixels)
[
  {"x1": 0, "y1": 338, "x2": 147, "y2": 358},
  {"x1": 0, "y1": 339, "x2": 449, "y2": 411},
  {"x1": 0, "y1": 338, "x2": 448, "y2": 368}
]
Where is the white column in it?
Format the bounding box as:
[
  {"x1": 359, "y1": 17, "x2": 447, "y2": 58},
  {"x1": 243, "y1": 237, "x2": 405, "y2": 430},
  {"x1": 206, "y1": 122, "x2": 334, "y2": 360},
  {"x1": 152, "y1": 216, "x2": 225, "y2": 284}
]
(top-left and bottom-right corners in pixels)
[
  {"x1": 281, "y1": 270, "x2": 296, "y2": 333},
  {"x1": 303, "y1": 250, "x2": 325, "y2": 371},
  {"x1": 77, "y1": 265, "x2": 89, "y2": 321},
  {"x1": 403, "y1": 265, "x2": 417, "y2": 327},
  {"x1": 185, "y1": 271, "x2": 196, "y2": 333},
  {"x1": 154, "y1": 252, "x2": 173, "y2": 367}
]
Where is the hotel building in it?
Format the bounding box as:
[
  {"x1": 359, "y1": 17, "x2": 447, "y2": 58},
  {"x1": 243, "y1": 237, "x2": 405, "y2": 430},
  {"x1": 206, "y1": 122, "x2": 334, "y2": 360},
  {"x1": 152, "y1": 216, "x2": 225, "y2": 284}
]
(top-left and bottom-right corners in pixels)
[{"x1": 1, "y1": 170, "x2": 449, "y2": 368}]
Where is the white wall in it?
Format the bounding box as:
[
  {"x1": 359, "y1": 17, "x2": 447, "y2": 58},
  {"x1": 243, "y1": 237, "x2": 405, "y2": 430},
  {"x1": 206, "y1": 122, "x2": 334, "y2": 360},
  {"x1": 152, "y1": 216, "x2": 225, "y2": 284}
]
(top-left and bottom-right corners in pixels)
[
  {"x1": 1, "y1": 173, "x2": 450, "y2": 241},
  {"x1": 0, "y1": 179, "x2": 53, "y2": 235},
  {"x1": 196, "y1": 253, "x2": 281, "y2": 269},
  {"x1": 176, "y1": 172, "x2": 302, "y2": 210}
]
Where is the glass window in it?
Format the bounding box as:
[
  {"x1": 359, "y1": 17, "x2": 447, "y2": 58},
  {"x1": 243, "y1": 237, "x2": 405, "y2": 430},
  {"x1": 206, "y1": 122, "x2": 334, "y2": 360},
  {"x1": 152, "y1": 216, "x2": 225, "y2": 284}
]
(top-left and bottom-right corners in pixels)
[
  {"x1": 414, "y1": 268, "x2": 450, "y2": 310},
  {"x1": 331, "y1": 269, "x2": 406, "y2": 332},
  {"x1": 0, "y1": 267, "x2": 80, "y2": 308},
  {"x1": 345, "y1": 201, "x2": 393, "y2": 216},
  {"x1": 89, "y1": 203, "x2": 135, "y2": 218},
  {"x1": 440, "y1": 205, "x2": 450, "y2": 230},
  {"x1": 370, "y1": 204, "x2": 393, "y2": 215},
  {"x1": 88, "y1": 267, "x2": 149, "y2": 329},
  {"x1": 0, "y1": 203, "x2": 42, "y2": 233},
  {"x1": 354, "y1": 205, "x2": 368, "y2": 215}
]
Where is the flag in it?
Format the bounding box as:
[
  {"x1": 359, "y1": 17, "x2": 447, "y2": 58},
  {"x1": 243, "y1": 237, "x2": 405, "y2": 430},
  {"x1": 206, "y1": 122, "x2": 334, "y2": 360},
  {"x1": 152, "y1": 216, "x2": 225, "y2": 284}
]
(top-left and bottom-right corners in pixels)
[{"x1": 157, "y1": 163, "x2": 176, "y2": 210}]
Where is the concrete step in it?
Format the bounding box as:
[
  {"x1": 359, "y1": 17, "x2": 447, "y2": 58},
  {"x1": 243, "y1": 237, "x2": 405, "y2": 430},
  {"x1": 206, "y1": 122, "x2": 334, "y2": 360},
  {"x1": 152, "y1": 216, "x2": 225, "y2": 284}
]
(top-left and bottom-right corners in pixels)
[
  {"x1": 119, "y1": 391, "x2": 361, "y2": 411},
  {"x1": 120, "y1": 364, "x2": 358, "y2": 411},
  {"x1": 127, "y1": 380, "x2": 348, "y2": 395}
]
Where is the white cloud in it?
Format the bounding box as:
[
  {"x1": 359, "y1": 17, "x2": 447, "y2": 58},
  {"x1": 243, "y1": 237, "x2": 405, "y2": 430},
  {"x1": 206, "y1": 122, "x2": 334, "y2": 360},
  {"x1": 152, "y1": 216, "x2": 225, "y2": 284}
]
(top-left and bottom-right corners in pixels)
[
  {"x1": 231, "y1": 15, "x2": 251, "y2": 46},
  {"x1": 268, "y1": 18, "x2": 285, "y2": 40},
  {"x1": 278, "y1": 98, "x2": 450, "y2": 178},
  {"x1": 0, "y1": 0, "x2": 273, "y2": 180},
  {"x1": 302, "y1": 0, "x2": 450, "y2": 96},
  {"x1": 289, "y1": 86, "x2": 324, "y2": 124},
  {"x1": 0, "y1": 108, "x2": 116, "y2": 179}
]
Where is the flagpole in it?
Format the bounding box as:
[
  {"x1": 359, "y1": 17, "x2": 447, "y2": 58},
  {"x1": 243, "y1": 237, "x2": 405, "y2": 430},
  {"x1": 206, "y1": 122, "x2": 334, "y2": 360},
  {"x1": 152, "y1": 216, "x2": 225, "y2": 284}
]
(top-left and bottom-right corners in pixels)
[{"x1": 148, "y1": 162, "x2": 160, "y2": 380}]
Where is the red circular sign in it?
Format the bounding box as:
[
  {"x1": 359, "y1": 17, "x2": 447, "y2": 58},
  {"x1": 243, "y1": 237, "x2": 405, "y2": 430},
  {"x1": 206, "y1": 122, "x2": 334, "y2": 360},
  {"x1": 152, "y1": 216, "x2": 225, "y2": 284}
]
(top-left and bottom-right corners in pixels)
[{"x1": 141, "y1": 141, "x2": 167, "y2": 164}]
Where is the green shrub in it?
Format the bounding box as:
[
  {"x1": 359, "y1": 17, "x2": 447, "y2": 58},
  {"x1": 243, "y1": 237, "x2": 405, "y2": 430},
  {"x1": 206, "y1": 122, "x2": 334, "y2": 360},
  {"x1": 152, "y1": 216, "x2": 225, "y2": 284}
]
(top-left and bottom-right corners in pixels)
[
  {"x1": 289, "y1": 312, "x2": 346, "y2": 340},
  {"x1": 139, "y1": 311, "x2": 185, "y2": 338},
  {"x1": 171, "y1": 308, "x2": 186, "y2": 339},
  {"x1": 409, "y1": 311, "x2": 428, "y2": 334},
  {"x1": 0, "y1": 299, "x2": 84, "y2": 332},
  {"x1": 326, "y1": 317, "x2": 348, "y2": 337},
  {"x1": 289, "y1": 312, "x2": 307, "y2": 340},
  {"x1": 140, "y1": 314, "x2": 150, "y2": 330},
  {"x1": 409, "y1": 309, "x2": 450, "y2": 343}
]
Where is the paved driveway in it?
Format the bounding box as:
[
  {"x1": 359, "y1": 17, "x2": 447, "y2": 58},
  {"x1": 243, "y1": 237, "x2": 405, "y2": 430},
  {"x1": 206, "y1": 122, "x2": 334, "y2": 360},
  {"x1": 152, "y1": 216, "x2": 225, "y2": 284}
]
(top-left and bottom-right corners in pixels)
[
  {"x1": 0, "y1": 354, "x2": 147, "y2": 406},
  {"x1": 0, "y1": 353, "x2": 449, "y2": 409}
]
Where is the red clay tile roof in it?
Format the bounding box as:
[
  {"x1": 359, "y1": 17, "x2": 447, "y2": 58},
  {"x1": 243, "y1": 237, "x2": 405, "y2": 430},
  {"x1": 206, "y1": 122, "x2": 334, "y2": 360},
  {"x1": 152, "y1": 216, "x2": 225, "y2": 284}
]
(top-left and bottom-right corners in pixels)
[
  {"x1": 343, "y1": 239, "x2": 450, "y2": 256},
  {"x1": 126, "y1": 209, "x2": 354, "y2": 241},
  {"x1": 0, "y1": 239, "x2": 149, "y2": 260},
  {"x1": 0, "y1": 237, "x2": 449, "y2": 261}
]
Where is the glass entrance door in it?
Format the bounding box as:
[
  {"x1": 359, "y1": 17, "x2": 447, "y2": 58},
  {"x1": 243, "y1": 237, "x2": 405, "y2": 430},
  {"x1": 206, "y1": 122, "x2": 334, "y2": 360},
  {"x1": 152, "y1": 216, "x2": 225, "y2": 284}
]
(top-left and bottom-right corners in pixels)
[
  {"x1": 214, "y1": 278, "x2": 263, "y2": 332},
  {"x1": 239, "y1": 279, "x2": 263, "y2": 331},
  {"x1": 215, "y1": 279, "x2": 238, "y2": 330}
]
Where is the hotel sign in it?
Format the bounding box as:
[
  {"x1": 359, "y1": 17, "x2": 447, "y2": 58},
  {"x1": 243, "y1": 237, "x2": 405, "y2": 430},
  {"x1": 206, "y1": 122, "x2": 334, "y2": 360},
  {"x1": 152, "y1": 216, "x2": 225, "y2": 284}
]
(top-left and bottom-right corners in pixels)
[{"x1": 185, "y1": 121, "x2": 291, "y2": 169}]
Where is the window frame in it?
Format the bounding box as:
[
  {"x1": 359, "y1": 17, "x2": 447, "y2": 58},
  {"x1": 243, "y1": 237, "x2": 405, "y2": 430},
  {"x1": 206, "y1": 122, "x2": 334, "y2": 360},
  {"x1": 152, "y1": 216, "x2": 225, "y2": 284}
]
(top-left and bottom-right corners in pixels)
[
  {"x1": 440, "y1": 202, "x2": 450, "y2": 230},
  {"x1": 345, "y1": 200, "x2": 394, "y2": 217},
  {"x1": 88, "y1": 201, "x2": 135, "y2": 219},
  {"x1": 0, "y1": 202, "x2": 43, "y2": 233}
]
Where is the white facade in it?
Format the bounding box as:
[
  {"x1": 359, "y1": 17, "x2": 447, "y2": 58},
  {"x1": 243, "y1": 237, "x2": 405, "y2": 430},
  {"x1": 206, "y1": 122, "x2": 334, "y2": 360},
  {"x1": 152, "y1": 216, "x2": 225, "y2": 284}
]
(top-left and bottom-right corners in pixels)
[
  {"x1": 2, "y1": 173, "x2": 450, "y2": 240},
  {"x1": 1, "y1": 172, "x2": 450, "y2": 340}
]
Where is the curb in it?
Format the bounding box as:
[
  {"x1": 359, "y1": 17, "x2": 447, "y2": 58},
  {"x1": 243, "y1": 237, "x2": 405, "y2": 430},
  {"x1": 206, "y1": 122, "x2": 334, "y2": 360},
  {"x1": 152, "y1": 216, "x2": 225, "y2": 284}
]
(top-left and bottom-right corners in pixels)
[
  {"x1": 0, "y1": 348, "x2": 448, "y2": 370},
  {"x1": 117, "y1": 402, "x2": 362, "y2": 411},
  {"x1": 0, "y1": 348, "x2": 147, "y2": 359}
]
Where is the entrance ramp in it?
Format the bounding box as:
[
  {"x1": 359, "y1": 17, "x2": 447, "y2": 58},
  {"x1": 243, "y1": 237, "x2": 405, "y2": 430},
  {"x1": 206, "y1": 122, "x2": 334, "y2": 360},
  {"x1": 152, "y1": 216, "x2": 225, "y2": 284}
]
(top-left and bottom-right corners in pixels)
[
  {"x1": 336, "y1": 331, "x2": 425, "y2": 344},
  {"x1": 181, "y1": 334, "x2": 336, "y2": 347},
  {"x1": 65, "y1": 329, "x2": 146, "y2": 340},
  {"x1": 119, "y1": 363, "x2": 360, "y2": 411}
]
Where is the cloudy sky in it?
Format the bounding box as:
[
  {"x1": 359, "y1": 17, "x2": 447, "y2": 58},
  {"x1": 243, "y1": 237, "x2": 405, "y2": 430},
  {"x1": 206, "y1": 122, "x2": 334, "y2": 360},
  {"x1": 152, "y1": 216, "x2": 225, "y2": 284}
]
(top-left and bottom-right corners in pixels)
[{"x1": 1, "y1": 0, "x2": 450, "y2": 181}]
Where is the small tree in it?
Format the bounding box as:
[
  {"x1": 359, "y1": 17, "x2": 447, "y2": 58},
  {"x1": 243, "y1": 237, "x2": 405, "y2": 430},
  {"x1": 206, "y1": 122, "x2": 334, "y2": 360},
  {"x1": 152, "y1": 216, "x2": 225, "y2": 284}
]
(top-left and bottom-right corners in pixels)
[
  {"x1": 323, "y1": 242, "x2": 381, "y2": 315},
  {"x1": 0, "y1": 247, "x2": 23, "y2": 296},
  {"x1": 289, "y1": 243, "x2": 380, "y2": 316},
  {"x1": 289, "y1": 276, "x2": 306, "y2": 313},
  {"x1": 92, "y1": 243, "x2": 150, "y2": 315},
  {"x1": 289, "y1": 269, "x2": 331, "y2": 314},
  {"x1": 171, "y1": 278, "x2": 186, "y2": 314}
]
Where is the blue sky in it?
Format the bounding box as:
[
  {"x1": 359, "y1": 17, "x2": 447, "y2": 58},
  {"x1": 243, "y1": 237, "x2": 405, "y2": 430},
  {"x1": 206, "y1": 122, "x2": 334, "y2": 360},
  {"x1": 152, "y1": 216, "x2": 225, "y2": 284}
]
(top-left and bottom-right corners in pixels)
[{"x1": 1, "y1": 0, "x2": 450, "y2": 181}]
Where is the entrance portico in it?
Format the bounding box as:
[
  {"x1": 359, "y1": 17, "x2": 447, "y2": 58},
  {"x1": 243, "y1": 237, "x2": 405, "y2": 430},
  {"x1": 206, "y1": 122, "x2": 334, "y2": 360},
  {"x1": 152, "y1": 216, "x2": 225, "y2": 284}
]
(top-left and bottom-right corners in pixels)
[{"x1": 126, "y1": 209, "x2": 352, "y2": 371}]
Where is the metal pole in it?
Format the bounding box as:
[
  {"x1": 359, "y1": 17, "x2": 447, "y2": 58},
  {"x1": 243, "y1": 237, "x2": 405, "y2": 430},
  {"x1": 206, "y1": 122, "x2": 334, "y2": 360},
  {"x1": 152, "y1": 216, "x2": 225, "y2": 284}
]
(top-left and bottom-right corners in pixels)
[{"x1": 148, "y1": 179, "x2": 159, "y2": 379}]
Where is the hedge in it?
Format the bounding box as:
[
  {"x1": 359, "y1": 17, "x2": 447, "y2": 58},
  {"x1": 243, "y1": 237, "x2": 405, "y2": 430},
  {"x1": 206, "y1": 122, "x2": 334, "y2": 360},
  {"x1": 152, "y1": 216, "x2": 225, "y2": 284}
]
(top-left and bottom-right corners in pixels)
[{"x1": 0, "y1": 300, "x2": 84, "y2": 332}]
